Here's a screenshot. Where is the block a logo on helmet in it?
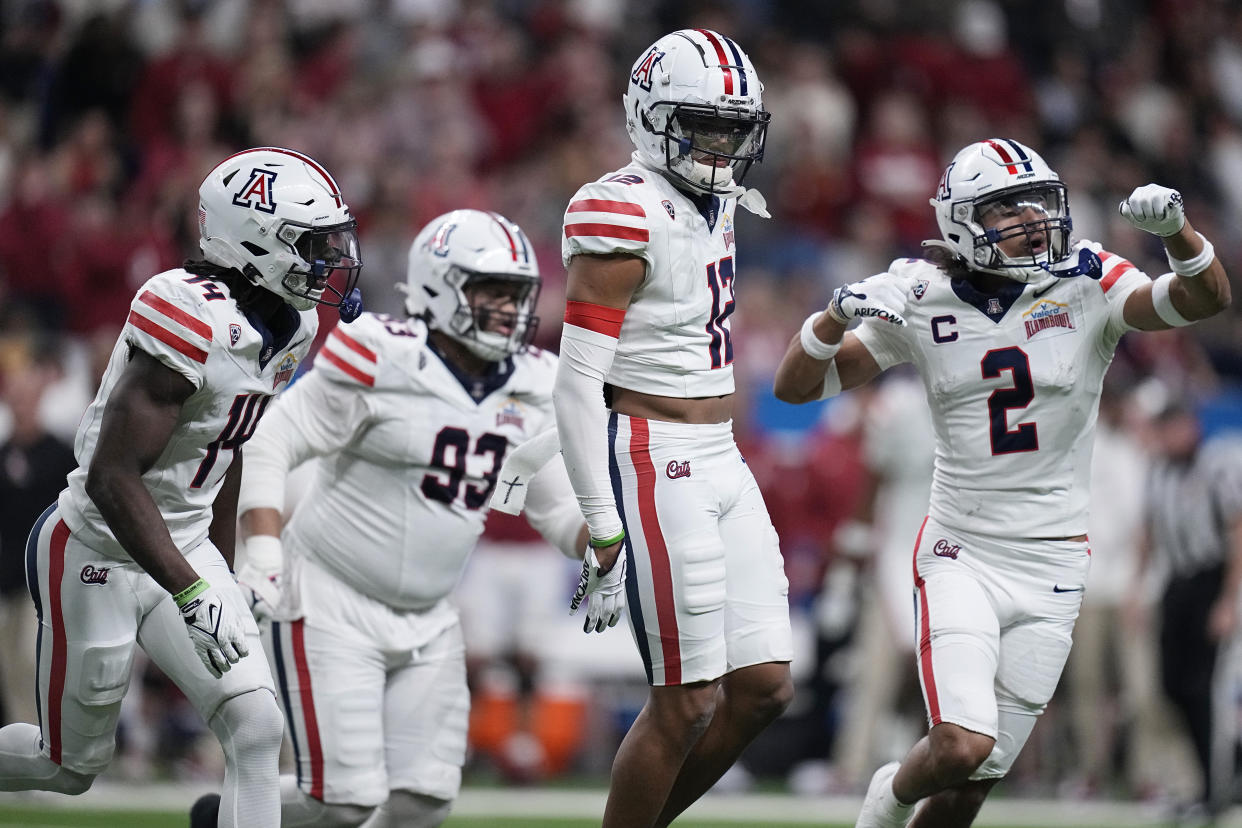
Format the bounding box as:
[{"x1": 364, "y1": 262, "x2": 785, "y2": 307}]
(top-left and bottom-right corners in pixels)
[
  {"x1": 401, "y1": 209, "x2": 541, "y2": 362},
  {"x1": 198, "y1": 147, "x2": 363, "y2": 317},
  {"x1": 624, "y1": 29, "x2": 770, "y2": 197}
]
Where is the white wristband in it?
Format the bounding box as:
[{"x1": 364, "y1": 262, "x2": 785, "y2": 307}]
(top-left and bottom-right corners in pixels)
[
  {"x1": 241, "y1": 534, "x2": 284, "y2": 569},
  {"x1": 800, "y1": 313, "x2": 841, "y2": 360},
  {"x1": 1166, "y1": 233, "x2": 1214, "y2": 277},
  {"x1": 1151, "y1": 272, "x2": 1194, "y2": 327}
]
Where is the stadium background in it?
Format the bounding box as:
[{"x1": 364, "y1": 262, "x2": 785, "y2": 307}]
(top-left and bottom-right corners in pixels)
[{"x1": 0, "y1": 0, "x2": 1241, "y2": 825}]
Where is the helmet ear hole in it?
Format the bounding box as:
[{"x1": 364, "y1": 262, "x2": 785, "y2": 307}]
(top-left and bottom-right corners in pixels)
[{"x1": 241, "y1": 241, "x2": 269, "y2": 257}]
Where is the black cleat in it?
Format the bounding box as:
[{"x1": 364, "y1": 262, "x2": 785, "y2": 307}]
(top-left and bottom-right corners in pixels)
[{"x1": 189, "y1": 792, "x2": 221, "y2": 828}]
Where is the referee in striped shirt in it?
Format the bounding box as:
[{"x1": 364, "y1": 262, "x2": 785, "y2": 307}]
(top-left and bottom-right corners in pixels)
[{"x1": 1140, "y1": 391, "x2": 1242, "y2": 821}]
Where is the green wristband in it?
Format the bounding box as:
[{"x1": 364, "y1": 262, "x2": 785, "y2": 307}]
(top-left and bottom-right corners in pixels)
[
  {"x1": 589, "y1": 530, "x2": 625, "y2": 549},
  {"x1": 172, "y1": 578, "x2": 210, "y2": 609}
]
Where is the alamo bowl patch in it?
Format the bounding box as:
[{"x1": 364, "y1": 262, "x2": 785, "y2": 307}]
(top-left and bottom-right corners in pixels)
[
  {"x1": 272, "y1": 353, "x2": 298, "y2": 390},
  {"x1": 496, "y1": 398, "x2": 526, "y2": 430},
  {"x1": 1022, "y1": 299, "x2": 1075, "y2": 341}
]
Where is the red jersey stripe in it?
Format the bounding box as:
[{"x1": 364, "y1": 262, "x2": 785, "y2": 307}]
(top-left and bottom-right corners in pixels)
[
  {"x1": 47, "y1": 519, "x2": 69, "y2": 765},
  {"x1": 564, "y1": 223, "x2": 649, "y2": 243},
  {"x1": 329, "y1": 328, "x2": 378, "y2": 363},
  {"x1": 568, "y1": 199, "x2": 646, "y2": 217},
  {"x1": 291, "y1": 620, "x2": 325, "y2": 799},
  {"x1": 910, "y1": 516, "x2": 941, "y2": 724},
  {"x1": 1100, "y1": 261, "x2": 1135, "y2": 293},
  {"x1": 630, "y1": 418, "x2": 682, "y2": 685},
  {"x1": 320, "y1": 347, "x2": 375, "y2": 387},
  {"x1": 138, "y1": 291, "x2": 212, "y2": 340},
  {"x1": 127, "y1": 311, "x2": 209, "y2": 364},
  {"x1": 564, "y1": 300, "x2": 626, "y2": 338}
]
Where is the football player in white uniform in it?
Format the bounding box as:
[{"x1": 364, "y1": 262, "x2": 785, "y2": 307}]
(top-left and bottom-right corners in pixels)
[
  {"x1": 211, "y1": 210, "x2": 585, "y2": 828},
  {"x1": 774, "y1": 138, "x2": 1231, "y2": 828},
  {"x1": 556, "y1": 30, "x2": 794, "y2": 828},
  {"x1": 0, "y1": 147, "x2": 363, "y2": 828}
]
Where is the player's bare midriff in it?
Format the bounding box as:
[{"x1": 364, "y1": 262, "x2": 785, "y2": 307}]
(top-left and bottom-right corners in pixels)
[{"x1": 610, "y1": 386, "x2": 733, "y2": 424}]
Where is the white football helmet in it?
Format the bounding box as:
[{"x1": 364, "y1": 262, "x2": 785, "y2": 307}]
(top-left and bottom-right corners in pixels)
[
  {"x1": 198, "y1": 147, "x2": 362, "y2": 311},
  {"x1": 930, "y1": 138, "x2": 1074, "y2": 283},
  {"x1": 403, "y1": 210, "x2": 540, "y2": 361},
  {"x1": 623, "y1": 29, "x2": 769, "y2": 197}
]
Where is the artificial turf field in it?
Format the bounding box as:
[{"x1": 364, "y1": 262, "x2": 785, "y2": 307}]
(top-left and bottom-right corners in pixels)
[
  {"x1": 0, "y1": 787, "x2": 1234, "y2": 828},
  {"x1": 0, "y1": 813, "x2": 1143, "y2": 828}
]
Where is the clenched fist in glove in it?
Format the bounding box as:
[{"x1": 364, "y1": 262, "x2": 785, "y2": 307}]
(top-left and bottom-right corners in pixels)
[
  {"x1": 175, "y1": 579, "x2": 249, "y2": 678},
  {"x1": 570, "y1": 545, "x2": 627, "y2": 633},
  {"x1": 1119, "y1": 184, "x2": 1186, "y2": 237},
  {"x1": 825, "y1": 277, "x2": 908, "y2": 327},
  {"x1": 236, "y1": 535, "x2": 283, "y2": 622}
]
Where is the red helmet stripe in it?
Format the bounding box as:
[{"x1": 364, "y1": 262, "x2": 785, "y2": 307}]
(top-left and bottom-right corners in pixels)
[
  {"x1": 984, "y1": 139, "x2": 1019, "y2": 176},
  {"x1": 488, "y1": 212, "x2": 520, "y2": 262},
  {"x1": 695, "y1": 29, "x2": 734, "y2": 95},
  {"x1": 220, "y1": 147, "x2": 343, "y2": 207}
]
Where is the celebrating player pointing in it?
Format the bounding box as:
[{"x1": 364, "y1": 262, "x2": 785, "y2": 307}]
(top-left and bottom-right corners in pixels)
[{"x1": 774, "y1": 138, "x2": 1230, "y2": 828}]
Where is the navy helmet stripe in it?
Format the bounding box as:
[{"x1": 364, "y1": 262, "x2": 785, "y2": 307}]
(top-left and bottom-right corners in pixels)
[
  {"x1": 720, "y1": 35, "x2": 748, "y2": 96},
  {"x1": 1001, "y1": 138, "x2": 1034, "y2": 171},
  {"x1": 608, "y1": 411, "x2": 653, "y2": 685}
]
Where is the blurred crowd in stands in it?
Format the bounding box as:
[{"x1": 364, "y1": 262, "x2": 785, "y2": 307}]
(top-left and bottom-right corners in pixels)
[{"x1": 0, "y1": 0, "x2": 1240, "y2": 812}]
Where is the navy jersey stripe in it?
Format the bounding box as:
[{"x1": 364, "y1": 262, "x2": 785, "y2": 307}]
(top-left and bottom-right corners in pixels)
[
  {"x1": 25, "y1": 501, "x2": 56, "y2": 740},
  {"x1": 270, "y1": 622, "x2": 304, "y2": 789},
  {"x1": 609, "y1": 411, "x2": 653, "y2": 685}
]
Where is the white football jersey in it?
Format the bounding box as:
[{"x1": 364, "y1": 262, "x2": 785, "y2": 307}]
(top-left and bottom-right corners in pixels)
[
  {"x1": 853, "y1": 242, "x2": 1149, "y2": 538},
  {"x1": 59, "y1": 269, "x2": 319, "y2": 559},
  {"x1": 561, "y1": 154, "x2": 743, "y2": 397},
  {"x1": 246, "y1": 313, "x2": 564, "y2": 610}
]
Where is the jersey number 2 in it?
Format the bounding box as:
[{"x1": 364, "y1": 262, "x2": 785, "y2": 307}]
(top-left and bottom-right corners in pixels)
[
  {"x1": 981, "y1": 347, "x2": 1038, "y2": 455},
  {"x1": 421, "y1": 428, "x2": 507, "y2": 510},
  {"x1": 706, "y1": 257, "x2": 735, "y2": 369}
]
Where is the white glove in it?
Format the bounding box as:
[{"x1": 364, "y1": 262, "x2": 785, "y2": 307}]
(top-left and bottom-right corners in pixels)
[
  {"x1": 1119, "y1": 184, "x2": 1185, "y2": 237},
  {"x1": 235, "y1": 535, "x2": 283, "y2": 622},
  {"x1": 825, "y1": 277, "x2": 907, "y2": 326},
  {"x1": 569, "y1": 546, "x2": 626, "y2": 633},
  {"x1": 489, "y1": 429, "x2": 561, "y2": 515},
  {"x1": 175, "y1": 580, "x2": 249, "y2": 679}
]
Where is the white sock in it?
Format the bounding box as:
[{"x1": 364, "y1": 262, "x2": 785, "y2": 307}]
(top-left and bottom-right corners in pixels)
[{"x1": 209, "y1": 691, "x2": 284, "y2": 828}]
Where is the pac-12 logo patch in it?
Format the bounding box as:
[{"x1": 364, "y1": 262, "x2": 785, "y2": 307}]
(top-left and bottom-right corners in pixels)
[
  {"x1": 912, "y1": 280, "x2": 929, "y2": 300},
  {"x1": 232, "y1": 168, "x2": 278, "y2": 214},
  {"x1": 631, "y1": 46, "x2": 666, "y2": 91},
  {"x1": 272, "y1": 353, "x2": 298, "y2": 390},
  {"x1": 229, "y1": 323, "x2": 242, "y2": 346},
  {"x1": 662, "y1": 199, "x2": 675, "y2": 220}
]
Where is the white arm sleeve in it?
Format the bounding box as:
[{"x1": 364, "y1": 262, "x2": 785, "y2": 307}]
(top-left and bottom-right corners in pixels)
[
  {"x1": 524, "y1": 457, "x2": 587, "y2": 560},
  {"x1": 238, "y1": 370, "x2": 371, "y2": 517},
  {"x1": 553, "y1": 321, "x2": 624, "y2": 544}
]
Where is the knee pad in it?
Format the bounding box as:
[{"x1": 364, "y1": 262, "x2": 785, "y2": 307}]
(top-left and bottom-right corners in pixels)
[{"x1": 211, "y1": 689, "x2": 284, "y2": 760}]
